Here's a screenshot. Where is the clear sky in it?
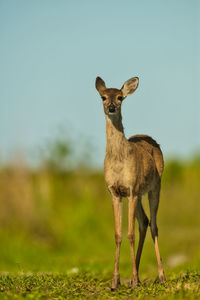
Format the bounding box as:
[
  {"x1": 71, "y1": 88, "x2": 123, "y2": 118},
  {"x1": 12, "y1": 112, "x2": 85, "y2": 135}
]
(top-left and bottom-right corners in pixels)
[{"x1": 0, "y1": 0, "x2": 199, "y2": 166}]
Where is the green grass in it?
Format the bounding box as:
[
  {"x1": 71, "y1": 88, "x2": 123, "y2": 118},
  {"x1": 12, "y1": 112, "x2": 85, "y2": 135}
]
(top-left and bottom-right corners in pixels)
[
  {"x1": 0, "y1": 271, "x2": 199, "y2": 299},
  {"x1": 0, "y1": 157, "x2": 200, "y2": 298}
]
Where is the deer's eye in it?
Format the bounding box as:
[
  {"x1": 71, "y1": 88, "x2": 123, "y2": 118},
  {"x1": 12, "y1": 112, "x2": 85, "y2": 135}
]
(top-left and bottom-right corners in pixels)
[
  {"x1": 102, "y1": 96, "x2": 106, "y2": 101},
  {"x1": 117, "y1": 96, "x2": 123, "y2": 101}
]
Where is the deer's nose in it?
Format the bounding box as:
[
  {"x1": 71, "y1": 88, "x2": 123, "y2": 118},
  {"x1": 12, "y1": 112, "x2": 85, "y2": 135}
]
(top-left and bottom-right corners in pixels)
[{"x1": 108, "y1": 103, "x2": 116, "y2": 113}]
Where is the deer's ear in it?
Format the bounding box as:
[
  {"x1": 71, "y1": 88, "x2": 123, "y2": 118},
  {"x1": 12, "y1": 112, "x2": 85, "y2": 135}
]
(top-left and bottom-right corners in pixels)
[
  {"x1": 95, "y1": 77, "x2": 106, "y2": 94},
  {"x1": 121, "y1": 77, "x2": 139, "y2": 97}
]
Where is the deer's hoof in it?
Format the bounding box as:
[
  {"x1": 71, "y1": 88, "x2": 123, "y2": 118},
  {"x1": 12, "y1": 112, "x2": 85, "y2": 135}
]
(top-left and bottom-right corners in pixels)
[
  {"x1": 129, "y1": 278, "x2": 140, "y2": 288},
  {"x1": 159, "y1": 271, "x2": 166, "y2": 283},
  {"x1": 111, "y1": 275, "x2": 120, "y2": 291}
]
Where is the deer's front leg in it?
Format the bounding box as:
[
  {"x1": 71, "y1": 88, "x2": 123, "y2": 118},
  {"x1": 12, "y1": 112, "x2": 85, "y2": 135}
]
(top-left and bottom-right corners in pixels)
[
  {"x1": 111, "y1": 196, "x2": 122, "y2": 291},
  {"x1": 128, "y1": 195, "x2": 139, "y2": 287}
]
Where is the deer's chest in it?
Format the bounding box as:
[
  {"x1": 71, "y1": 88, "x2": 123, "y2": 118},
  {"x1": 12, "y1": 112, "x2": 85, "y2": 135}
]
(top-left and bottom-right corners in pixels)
[{"x1": 104, "y1": 159, "x2": 132, "y2": 197}]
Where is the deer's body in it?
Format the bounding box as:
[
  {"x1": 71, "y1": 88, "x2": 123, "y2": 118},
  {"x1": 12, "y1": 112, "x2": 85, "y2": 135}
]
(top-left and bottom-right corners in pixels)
[
  {"x1": 105, "y1": 118, "x2": 164, "y2": 197},
  {"x1": 95, "y1": 77, "x2": 165, "y2": 291}
]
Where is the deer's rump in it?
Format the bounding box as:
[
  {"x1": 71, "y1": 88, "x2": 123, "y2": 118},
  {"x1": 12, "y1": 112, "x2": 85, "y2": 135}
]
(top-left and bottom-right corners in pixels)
[{"x1": 128, "y1": 134, "x2": 164, "y2": 178}]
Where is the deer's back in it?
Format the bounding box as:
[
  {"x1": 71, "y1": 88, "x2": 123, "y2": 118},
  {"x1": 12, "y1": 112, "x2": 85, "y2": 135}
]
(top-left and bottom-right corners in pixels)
[{"x1": 128, "y1": 134, "x2": 164, "y2": 178}]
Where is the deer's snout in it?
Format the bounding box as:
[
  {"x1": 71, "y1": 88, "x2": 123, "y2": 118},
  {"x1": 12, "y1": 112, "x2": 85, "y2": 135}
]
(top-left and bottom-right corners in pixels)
[{"x1": 108, "y1": 103, "x2": 116, "y2": 113}]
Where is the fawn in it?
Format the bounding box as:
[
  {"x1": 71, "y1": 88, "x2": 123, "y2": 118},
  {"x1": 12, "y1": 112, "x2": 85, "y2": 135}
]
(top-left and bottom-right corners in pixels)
[{"x1": 95, "y1": 76, "x2": 166, "y2": 290}]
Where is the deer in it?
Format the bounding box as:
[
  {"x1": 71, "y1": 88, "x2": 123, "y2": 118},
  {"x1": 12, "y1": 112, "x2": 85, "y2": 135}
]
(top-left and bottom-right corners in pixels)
[{"x1": 95, "y1": 76, "x2": 166, "y2": 291}]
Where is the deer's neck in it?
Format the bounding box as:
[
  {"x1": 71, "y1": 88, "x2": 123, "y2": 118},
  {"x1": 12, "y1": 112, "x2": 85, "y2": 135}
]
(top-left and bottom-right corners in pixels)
[{"x1": 105, "y1": 114, "x2": 129, "y2": 160}]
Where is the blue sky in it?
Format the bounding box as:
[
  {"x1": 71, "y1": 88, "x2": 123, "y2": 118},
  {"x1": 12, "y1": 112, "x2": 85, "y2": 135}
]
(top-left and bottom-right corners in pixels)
[{"x1": 0, "y1": 0, "x2": 199, "y2": 166}]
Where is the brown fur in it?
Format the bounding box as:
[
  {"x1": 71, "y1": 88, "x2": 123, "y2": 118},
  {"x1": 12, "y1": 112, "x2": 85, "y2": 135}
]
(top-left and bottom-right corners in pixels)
[
  {"x1": 128, "y1": 134, "x2": 164, "y2": 178},
  {"x1": 104, "y1": 115, "x2": 163, "y2": 197},
  {"x1": 95, "y1": 76, "x2": 166, "y2": 290}
]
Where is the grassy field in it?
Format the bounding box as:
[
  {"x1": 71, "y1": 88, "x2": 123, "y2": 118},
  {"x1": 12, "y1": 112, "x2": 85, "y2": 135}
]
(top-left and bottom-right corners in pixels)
[
  {"x1": 0, "y1": 153, "x2": 199, "y2": 298},
  {"x1": 0, "y1": 271, "x2": 199, "y2": 299}
]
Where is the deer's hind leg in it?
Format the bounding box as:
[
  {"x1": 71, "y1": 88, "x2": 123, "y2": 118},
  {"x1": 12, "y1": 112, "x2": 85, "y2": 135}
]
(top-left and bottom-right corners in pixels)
[
  {"x1": 135, "y1": 197, "x2": 149, "y2": 276},
  {"x1": 148, "y1": 185, "x2": 166, "y2": 282},
  {"x1": 128, "y1": 195, "x2": 139, "y2": 287}
]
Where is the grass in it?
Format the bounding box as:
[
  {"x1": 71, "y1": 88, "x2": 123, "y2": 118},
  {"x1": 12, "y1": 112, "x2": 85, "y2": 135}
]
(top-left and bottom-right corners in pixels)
[
  {"x1": 0, "y1": 271, "x2": 199, "y2": 299},
  {"x1": 0, "y1": 155, "x2": 200, "y2": 298}
]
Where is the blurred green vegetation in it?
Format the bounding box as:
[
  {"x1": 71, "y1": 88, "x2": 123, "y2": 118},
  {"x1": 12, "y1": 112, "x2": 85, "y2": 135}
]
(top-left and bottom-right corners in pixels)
[{"x1": 0, "y1": 135, "x2": 199, "y2": 285}]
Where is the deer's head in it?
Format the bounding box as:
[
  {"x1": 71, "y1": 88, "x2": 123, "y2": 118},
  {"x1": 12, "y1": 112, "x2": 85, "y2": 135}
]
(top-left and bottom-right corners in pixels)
[{"x1": 95, "y1": 77, "x2": 139, "y2": 116}]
